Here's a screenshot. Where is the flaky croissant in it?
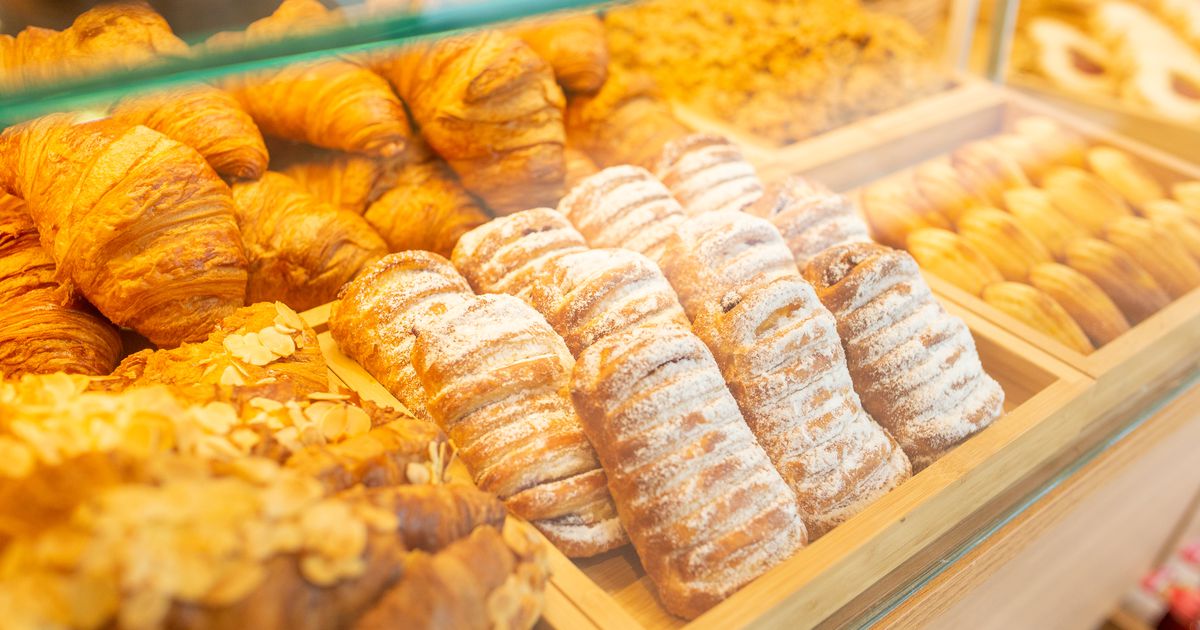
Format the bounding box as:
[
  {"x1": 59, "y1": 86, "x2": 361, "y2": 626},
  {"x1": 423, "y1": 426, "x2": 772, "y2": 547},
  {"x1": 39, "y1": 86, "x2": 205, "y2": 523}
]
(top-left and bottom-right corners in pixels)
[
  {"x1": 564, "y1": 68, "x2": 691, "y2": 168},
  {"x1": 211, "y1": 0, "x2": 412, "y2": 158},
  {"x1": 377, "y1": 30, "x2": 567, "y2": 214},
  {"x1": 232, "y1": 172, "x2": 387, "y2": 312},
  {"x1": 512, "y1": 13, "x2": 609, "y2": 94},
  {"x1": 275, "y1": 144, "x2": 407, "y2": 214},
  {"x1": 0, "y1": 194, "x2": 121, "y2": 378},
  {"x1": 0, "y1": 114, "x2": 247, "y2": 347},
  {"x1": 363, "y1": 161, "x2": 490, "y2": 258}
]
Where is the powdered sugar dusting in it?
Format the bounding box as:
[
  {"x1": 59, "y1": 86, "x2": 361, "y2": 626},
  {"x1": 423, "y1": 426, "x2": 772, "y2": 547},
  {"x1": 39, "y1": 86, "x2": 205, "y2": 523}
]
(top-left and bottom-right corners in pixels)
[{"x1": 558, "y1": 165, "x2": 686, "y2": 263}]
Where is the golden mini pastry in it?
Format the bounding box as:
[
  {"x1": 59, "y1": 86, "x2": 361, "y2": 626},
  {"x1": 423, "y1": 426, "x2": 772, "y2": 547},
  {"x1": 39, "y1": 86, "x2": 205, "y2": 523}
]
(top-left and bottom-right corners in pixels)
[
  {"x1": 564, "y1": 68, "x2": 692, "y2": 169},
  {"x1": 1171, "y1": 182, "x2": 1200, "y2": 221},
  {"x1": 511, "y1": 13, "x2": 608, "y2": 94},
  {"x1": 1085, "y1": 146, "x2": 1165, "y2": 209},
  {"x1": 951, "y1": 139, "x2": 1032, "y2": 206},
  {"x1": 1029, "y1": 262, "x2": 1131, "y2": 346},
  {"x1": 558, "y1": 165, "x2": 686, "y2": 263},
  {"x1": 1002, "y1": 187, "x2": 1088, "y2": 260},
  {"x1": 653, "y1": 134, "x2": 764, "y2": 216},
  {"x1": 1065, "y1": 238, "x2": 1171, "y2": 324},
  {"x1": 363, "y1": 161, "x2": 490, "y2": 259},
  {"x1": 1142, "y1": 199, "x2": 1200, "y2": 261},
  {"x1": 329, "y1": 251, "x2": 473, "y2": 421},
  {"x1": 1041, "y1": 166, "x2": 1134, "y2": 235},
  {"x1": 570, "y1": 323, "x2": 807, "y2": 619},
  {"x1": 1012, "y1": 116, "x2": 1088, "y2": 170},
  {"x1": 0, "y1": 113, "x2": 247, "y2": 347},
  {"x1": 745, "y1": 176, "x2": 872, "y2": 267},
  {"x1": 912, "y1": 158, "x2": 989, "y2": 223},
  {"x1": 0, "y1": 195, "x2": 121, "y2": 378},
  {"x1": 859, "y1": 172, "x2": 952, "y2": 249},
  {"x1": 803, "y1": 242, "x2": 1005, "y2": 470},
  {"x1": 991, "y1": 133, "x2": 1056, "y2": 185},
  {"x1": 379, "y1": 29, "x2": 566, "y2": 214},
  {"x1": 1020, "y1": 18, "x2": 1116, "y2": 98},
  {"x1": 982, "y1": 281, "x2": 1095, "y2": 354},
  {"x1": 660, "y1": 211, "x2": 911, "y2": 537},
  {"x1": 452, "y1": 207, "x2": 588, "y2": 300},
  {"x1": 411, "y1": 293, "x2": 627, "y2": 558},
  {"x1": 1103, "y1": 216, "x2": 1200, "y2": 299},
  {"x1": 956, "y1": 208, "x2": 1053, "y2": 282},
  {"x1": 231, "y1": 172, "x2": 388, "y2": 312},
  {"x1": 906, "y1": 228, "x2": 1004, "y2": 296}
]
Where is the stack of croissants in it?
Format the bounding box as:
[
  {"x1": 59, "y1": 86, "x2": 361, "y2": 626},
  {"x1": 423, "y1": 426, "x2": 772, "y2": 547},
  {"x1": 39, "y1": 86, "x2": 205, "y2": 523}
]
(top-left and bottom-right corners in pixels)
[
  {"x1": 859, "y1": 117, "x2": 1200, "y2": 354},
  {"x1": 31, "y1": 0, "x2": 1199, "y2": 626}
]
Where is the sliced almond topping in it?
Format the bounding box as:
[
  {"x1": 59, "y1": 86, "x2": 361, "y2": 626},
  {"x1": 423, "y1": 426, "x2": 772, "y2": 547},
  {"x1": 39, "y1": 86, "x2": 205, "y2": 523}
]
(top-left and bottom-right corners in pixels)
[
  {"x1": 405, "y1": 461, "x2": 431, "y2": 485},
  {"x1": 307, "y1": 391, "x2": 350, "y2": 401},
  {"x1": 218, "y1": 366, "x2": 245, "y2": 386},
  {"x1": 258, "y1": 327, "x2": 296, "y2": 359}
]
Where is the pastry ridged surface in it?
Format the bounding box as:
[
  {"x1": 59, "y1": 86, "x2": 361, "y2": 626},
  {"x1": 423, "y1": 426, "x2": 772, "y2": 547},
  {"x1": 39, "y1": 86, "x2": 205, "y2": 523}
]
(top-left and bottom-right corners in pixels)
[
  {"x1": 329, "y1": 251, "x2": 472, "y2": 421},
  {"x1": 528, "y1": 248, "x2": 690, "y2": 356},
  {"x1": 570, "y1": 323, "x2": 807, "y2": 619},
  {"x1": 661, "y1": 211, "x2": 910, "y2": 537},
  {"x1": 746, "y1": 176, "x2": 872, "y2": 266},
  {"x1": 452, "y1": 207, "x2": 587, "y2": 299},
  {"x1": 803, "y1": 242, "x2": 1005, "y2": 471},
  {"x1": 412, "y1": 294, "x2": 626, "y2": 558},
  {"x1": 558, "y1": 165, "x2": 686, "y2": 263},
  {"x1": 654, "y1": 134, "x2": 765, "y2": 216}
]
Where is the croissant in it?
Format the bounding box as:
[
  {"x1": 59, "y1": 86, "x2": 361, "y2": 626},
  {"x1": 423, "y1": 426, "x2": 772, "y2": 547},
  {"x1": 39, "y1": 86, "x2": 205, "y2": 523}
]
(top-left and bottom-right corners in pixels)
[
  {"x1": 328, "y1": 251, "x2": 474, "y2": 421},
  {"x1": 231, "y1": 172, "x2": 387, "y2": 312},
  {"x1": 654, "y1": 134, "x2": 765, "y2": 216},
  {"x1": 557, "y1": 165, "x2": 686, "y2": 263},
  {"x1": 745, "y1": 176, "x2": 872, "y2": 267},
  {"x1": 452, "y1": 207, "x2": 588, "y2": 300},
  {"x1": 660, "y1": 212, "x2": 911, "y2": 537},
  {"x1": 565, "y1": 69, "x2": 692, "y2": 168},
  {"x1": 570, "y1": 323, "x2": 808, "y2": 619},
  {"x1": 354, "y1": 483, "x2": 507, "y2": 552},
  {"x1": 378, "y1": 30, "x2": 566, "y2": 214},
  {"x1": 803, "y1": 242, "x2": 1005, "y2": 470},
  {"x1": 512, "y1": 13, "x2": 608, "y2": 94},
  {"x1": 0, "y1": 194, "x2": 121, "y2": 378},
  {"x1": 287, "y1": 414, "x2": 453, "y2": 493},
  {"x1": 563, "y1": 147, "x2": 599, "y2": 189},
  {"x1": 411, "y1": 294, "x2": 627, "y2": 557},
  {"x1": 363, "y1": 161, "x2": 490, "y2": 258},
  {"x1": 212, "y1": 0, "x2": 412, "y2": 158},
  {"x1": 0, "y1": 113, "x2": 247, "y2": 347},
  {"x1": 111, "y1": 84, "x2": 269, "y2": 180},
  {"x1": 278, "y1": 148, "x2": 404, "y2": 214}
]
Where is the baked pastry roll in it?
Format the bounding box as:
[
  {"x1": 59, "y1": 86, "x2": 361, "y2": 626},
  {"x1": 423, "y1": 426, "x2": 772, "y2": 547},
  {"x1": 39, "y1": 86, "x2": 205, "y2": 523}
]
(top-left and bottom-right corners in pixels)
[
  {"x1": 453, "y1": 207, "x2": 588, "y2": 300},
  {"x1": 363, "y1": 160, "x2": 490, "y2": 258},
  {"x1": 745, "y1": 176, "x2": 872, "y2": 267},
  {"x1": 570, "y1": 324, "x2": 808, "y2": 618},
  {"x1": 411, "y1": 294, "x2": 626, "y2": 557},
  {"x1": 564, "y1": 68, "x2": 692, "y2": 168},
  {"x1": 950, "y1": 139, "x2": 1031, "y2": 207},
  {"x1": 803, "y1": 242, "x2": 1005, "y2": 470},
  {"x1": 232, "y1": 172, "x2": 388, "y2": 312},
  {"x1": 0, "y1": 195, "x2": 121, "y2": 378},
  {"x1": 276, "y1": 145, "x2": 407, "y2": 214},
  {"x1": 557, "y1": 165, "x2": 686, "y2": 263},
  {"x1": 660, "y1": 212, "x2": 910, "y2": 536},
  {"x1": 329, "y1": 251, "x2": 473, "y2": 421},
  {"x1": 654, "y1": 134, "x2": 764, "y2": 216},
  {"x1": 0, "y1": 113, "x2": 247, "y2": 347}
]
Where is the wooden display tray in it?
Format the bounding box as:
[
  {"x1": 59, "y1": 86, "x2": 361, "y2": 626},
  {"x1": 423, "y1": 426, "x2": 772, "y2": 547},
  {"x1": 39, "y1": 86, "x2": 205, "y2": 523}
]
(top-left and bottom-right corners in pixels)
[
  {"x1": 812, "y1": 83, "x2": 1200, "y2": 415},
  {"x1": 298, "y1": 297, "x2": 1101, "y2": 629}
]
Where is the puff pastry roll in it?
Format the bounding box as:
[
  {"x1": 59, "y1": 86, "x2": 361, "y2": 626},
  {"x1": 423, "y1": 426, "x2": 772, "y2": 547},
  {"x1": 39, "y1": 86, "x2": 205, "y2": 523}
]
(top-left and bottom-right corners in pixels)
[
  {"x1": 654, "y1": 134, "x2": 764, "y2": 216},
  {"x1": 411, "y1": 294, "x2": 626, "y2": 557},
  {"x1": 803, "y1": 242, "x2": 1005, "y2": 470},
  {"x1": 571, "y1": 324, "x2": 807, "y2": 618},
  {"x1": 452, "y1": 207, "x2": 587, "y2": 300},
  {"x1": 558, "y1": 165, "x2": 685, "y2": 263},
  {"x1": 746, "y1": 176, "x2": 872, "y2": 267},
  {"x1": 660, "y1": 212, "x2": 910, "y2": 537},
  {"x1": 329, "y1": 251, "x2": 473, "y2": 421}
]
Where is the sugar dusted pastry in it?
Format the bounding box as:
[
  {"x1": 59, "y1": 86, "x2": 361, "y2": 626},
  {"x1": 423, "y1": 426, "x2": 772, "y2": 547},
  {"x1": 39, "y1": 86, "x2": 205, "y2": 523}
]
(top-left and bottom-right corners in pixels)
[
  {"x1": 1104, "y1": 216, "x2": 1200, "y2": 298},
  {"x1": 452, "y1": 207, "x2": 587, "y2": 300},
  {"x1": 803, "y1": 242, "x2": 1005, "y2": 470},
  {"x1": 1065, "y1": 238, "x2": 1170, "y2": 324},
  {"x1": 1029, "y1": 263, "x2": 1130, "y2": 346},
  {"x1": 906, "y1": 228, "x2": 1003, "y2": 296},
  {"x1": 328, "y1": 251, "x2": 473, "y2": 421},
  {"x1": 1002, "y1": 188, "x2": 1088, "y2": 259},
  {"x1": 1042, "y1": 166, "x2": 1133, "y2": 234},
  {"x1": 558, "y1": 165, "x2": 686, "y2": 263},
  {"x1": 660, "y1": 211, "x2": 911, "y2": 537},
  {"x1": 956, "y1": 208, "x2": 1053, "y2": 282},
  {"x1": 1085, "y1": 146, "x2": 1165, "y2": 209},
  {"x1": 527, "y1": 248, "x2": 690, "y2": 356},
  {"x1": 411, "y1": 294, "x2": 626, "y2": 557},
  {"x1": 653, "y1": 134, "x2": 764, "y2": 216},
  {"x1": 982, "y1": 281, "x2": 1094, "y2": 354},
  {"x1": 570, "y1": 324, "x2": 807, "y2": 619},
  {"x1": 745, "y1": 176, "x2": 872, "y2": 266}
]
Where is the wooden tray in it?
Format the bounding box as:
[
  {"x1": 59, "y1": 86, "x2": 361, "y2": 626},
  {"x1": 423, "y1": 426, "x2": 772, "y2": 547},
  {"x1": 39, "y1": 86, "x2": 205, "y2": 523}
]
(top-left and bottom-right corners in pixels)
[
  {"x1": 299, "y1": 298, "x2": 1099, "y2": 629},
  {"x1": 789, "y1": 82, "x2": 1200, "y2": 417}
]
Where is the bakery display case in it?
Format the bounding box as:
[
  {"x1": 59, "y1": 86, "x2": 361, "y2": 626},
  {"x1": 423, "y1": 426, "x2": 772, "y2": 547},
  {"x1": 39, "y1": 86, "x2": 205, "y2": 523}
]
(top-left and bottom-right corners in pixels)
[{"x1": 0, "y1": 1, "x2": 1197, "y2": 629}]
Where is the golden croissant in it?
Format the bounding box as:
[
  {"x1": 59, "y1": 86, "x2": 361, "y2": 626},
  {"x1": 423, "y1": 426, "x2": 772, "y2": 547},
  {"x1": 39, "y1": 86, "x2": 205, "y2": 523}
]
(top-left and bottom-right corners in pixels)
[
  {"x1": 0, "y1": 113, "x2": 247, "y2": 347},
  {"x1": 378, "y1": 29, "x2": 567, "y2": 214},
  {"x1": 363, "y1": 160, "x2": 490, "y2": 258},
  {"x1": 276, "y1": 144, "x2": 407, "y2": 214},
  {"x1": 0, "y1": 194, "x2": 121, "y2": 378},
  {"x1": 512, "y1": 13, "x2": 609, "y2": 94},
  {"x1": 564, "y1": 68, "x2": 692, "y2": 169}
]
